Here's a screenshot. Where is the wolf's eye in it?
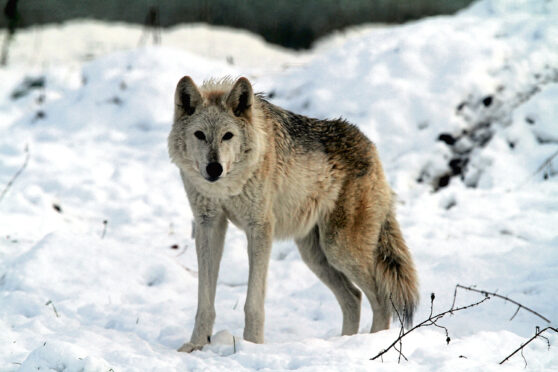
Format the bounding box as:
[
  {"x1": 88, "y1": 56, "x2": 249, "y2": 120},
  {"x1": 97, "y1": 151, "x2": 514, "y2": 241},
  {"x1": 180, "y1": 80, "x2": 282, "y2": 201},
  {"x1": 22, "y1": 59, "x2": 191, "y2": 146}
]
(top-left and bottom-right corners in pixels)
[
  {"x1": 194, "y1": 131, "x2": 206, "y2": 141},
  {"x1": 222, "y1": 132, "x2": 234, "y2": 141}
]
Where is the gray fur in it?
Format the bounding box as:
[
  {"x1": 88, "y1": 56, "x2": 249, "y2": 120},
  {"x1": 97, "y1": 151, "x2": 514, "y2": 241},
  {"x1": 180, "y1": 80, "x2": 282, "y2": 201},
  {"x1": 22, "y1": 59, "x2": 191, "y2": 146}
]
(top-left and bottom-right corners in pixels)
[{"x1": 169, "y1": 76, "x2": 419, "y2": 352}]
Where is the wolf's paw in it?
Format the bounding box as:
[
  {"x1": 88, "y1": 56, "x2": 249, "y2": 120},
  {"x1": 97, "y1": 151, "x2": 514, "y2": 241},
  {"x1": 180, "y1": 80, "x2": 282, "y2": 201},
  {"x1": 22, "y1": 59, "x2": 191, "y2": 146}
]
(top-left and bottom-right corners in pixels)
[{"x1": 178, "y1": 342, "x2": 204, "y2": 353}]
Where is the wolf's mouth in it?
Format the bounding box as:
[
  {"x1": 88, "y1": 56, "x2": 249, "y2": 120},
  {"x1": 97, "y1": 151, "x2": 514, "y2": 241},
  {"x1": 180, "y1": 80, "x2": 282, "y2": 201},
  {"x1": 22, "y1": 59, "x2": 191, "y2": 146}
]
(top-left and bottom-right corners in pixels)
[{"x1": 205, "y1": 175, "x2": 220, "y2": 183}]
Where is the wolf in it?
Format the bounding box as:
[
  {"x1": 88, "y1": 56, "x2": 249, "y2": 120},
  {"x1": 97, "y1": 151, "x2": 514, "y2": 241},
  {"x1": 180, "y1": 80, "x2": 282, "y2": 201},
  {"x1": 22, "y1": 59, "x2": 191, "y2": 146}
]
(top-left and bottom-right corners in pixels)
[{"x1": 168, "y1": 76, "x2": 419, "y2": 352}]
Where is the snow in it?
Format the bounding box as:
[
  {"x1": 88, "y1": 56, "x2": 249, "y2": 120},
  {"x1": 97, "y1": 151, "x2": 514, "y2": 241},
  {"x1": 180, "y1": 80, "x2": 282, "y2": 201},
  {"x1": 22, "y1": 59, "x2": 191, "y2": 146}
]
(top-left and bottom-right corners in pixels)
[{"x1": 1, "y1": 0, "x2": 558, "y2": 370}]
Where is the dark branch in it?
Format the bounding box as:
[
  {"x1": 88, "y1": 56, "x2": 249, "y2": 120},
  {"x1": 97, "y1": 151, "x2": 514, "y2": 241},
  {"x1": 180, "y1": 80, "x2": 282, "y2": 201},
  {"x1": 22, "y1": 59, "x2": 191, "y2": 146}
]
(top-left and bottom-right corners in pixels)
[
  {"x1": 0, "y1": 145, "x2": 29, "y2": 203},
  {"x1": 520, "y1": 347, "x2": 527, "y2": 368},
  {"x1": 533, "y1": 149, "x2": 558, "y2": 178},
  {"x1": 101, "y1": 219, "x2": 108, "y2": 239},
  {"x1": 389, "y1": 296, "x2": 407, "y2": 363},
  {"x1": 517, "y1": 148, "x2": 558, "y2": 187},
  {"x1": 455, "y1": 284, "x2": 550, "y2": 323},
  {"x1": 374, "y1": 284, "x2": 554, "y2": 364},
  {"x1": 371, "y1": 293, "x2": 490, "y2": 361},
  {"x1": 509, "y1": 305, "x2": 521, "y2": 321},
  {"x1": 500, "y1": 327, "x2": 558, "y2": 365}
]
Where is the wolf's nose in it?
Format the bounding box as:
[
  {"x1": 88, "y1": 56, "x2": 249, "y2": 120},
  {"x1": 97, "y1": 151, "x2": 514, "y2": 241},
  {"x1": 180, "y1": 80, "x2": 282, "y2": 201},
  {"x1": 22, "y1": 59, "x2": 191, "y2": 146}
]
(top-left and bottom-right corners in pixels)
[{"x1": 206, "y1": 162, "x2": 223, "y2": 181}]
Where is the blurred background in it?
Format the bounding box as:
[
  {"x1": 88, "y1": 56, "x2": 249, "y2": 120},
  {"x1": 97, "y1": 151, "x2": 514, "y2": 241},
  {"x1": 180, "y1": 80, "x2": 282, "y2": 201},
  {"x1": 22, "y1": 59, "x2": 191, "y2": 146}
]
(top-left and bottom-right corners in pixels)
[{"x1": 2, "y1": 0, "x2": 474, "y2": 50}]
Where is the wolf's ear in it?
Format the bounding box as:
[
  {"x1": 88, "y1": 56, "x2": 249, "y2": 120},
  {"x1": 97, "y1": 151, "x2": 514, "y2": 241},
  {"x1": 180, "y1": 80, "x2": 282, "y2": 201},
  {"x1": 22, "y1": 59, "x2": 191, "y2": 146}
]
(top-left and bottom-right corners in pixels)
[
  {"x1": 175, "y1": 76, "x2": 202, "y2": 117},
  {"x1": 226, "y1": 77, "x2": 253, "y2": 119}
]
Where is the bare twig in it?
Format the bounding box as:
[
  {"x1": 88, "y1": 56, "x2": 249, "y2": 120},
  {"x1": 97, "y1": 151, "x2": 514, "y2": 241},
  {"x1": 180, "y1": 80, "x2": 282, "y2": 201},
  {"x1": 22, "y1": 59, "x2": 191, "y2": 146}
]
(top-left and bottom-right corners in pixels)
[
  {"x1": 454, "y1": 284, "x2": 550, "y2": 323},
  {"x1": 101, "y1": 219, "x2": 108, "y2": 239},
  {"x1": 500, "y1": 327, "x2": 558, "y2": 365},
  {"x1": 393, "y1": 343, "x2": 408, "y2": 362},
  {"x1": 510, "y1": 306, "x2": 521, "y2": 321},
  {"x1": 371, "y1": 293, "x2": 490, "y2": 361},
  {"x1": 538, "y1": 328, "x2": 551, "y2": 350},
  {"x1": 389, "y1": 296, "x2": 407, "y2": 363},
  {"x1": 374, "y1": 284, "x2": 554, "y2": 363},
  {"x1": 45, "y1": 300, "x2": 60, "y2": 318},
  {"x1": 518, "y1": 149, "x2": 558, "y2": 188},
  {"x1": 532, "y1": 149, "x2": 558, "y2": 178},
  {"x1": 174, "y1": 244, "x2": 188, "y2": 257},
  {"x1": 520, "y1": 347, "x2": 527, "y2": 368},
  {"x1": 0, "y1": 145, "x2": 29, "y2": 203}
]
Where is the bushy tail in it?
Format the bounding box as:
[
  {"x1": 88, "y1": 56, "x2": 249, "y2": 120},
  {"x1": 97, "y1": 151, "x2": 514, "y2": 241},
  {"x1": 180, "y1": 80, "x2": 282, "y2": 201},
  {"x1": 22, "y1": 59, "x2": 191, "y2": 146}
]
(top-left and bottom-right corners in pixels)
[{"x1": 374, "y1": 210, "x2": 419, "y2": 328}]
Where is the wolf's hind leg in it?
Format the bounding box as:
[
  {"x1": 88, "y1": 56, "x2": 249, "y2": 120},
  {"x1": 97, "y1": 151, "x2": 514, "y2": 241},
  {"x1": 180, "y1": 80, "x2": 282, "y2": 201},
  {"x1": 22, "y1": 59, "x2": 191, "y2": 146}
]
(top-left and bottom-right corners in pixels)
[
  {"x1": 318, "y1": 238, "x2": 392, "y2": 333},
  {"x1": 365, "y1": 286, "x2": 392, "y2": 333},
  {"x1": 318, "y1": 209, "x2": 418, "y2": 334},
  {"x1": 295, "y1": 226, "x2": 361, "y2": 335}
]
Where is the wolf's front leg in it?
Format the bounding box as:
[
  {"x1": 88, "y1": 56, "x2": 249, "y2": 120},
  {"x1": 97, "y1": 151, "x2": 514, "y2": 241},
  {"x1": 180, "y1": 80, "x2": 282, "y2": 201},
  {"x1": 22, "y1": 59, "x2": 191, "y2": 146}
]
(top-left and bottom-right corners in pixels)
[
  {"x1": 244, "y1": 222, "x2": 273, "y2": 343},
  {"x1": 179, "y1": 214, "x2": 228, "y2": 353}
]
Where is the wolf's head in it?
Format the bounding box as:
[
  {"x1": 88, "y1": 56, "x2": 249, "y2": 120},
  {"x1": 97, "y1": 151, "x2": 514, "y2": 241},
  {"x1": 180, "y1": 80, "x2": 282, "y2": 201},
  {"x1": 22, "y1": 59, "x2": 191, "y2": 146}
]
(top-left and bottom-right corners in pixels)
[{"x1": 168, "y1": 76, "x2": 266, "y2": 197}]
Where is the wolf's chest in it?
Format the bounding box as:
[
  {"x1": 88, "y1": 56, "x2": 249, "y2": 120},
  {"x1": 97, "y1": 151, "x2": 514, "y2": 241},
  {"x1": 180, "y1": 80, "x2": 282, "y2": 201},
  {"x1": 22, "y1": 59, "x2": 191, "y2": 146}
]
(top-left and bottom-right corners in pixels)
[
  {"x1": 224, "y1": 161, "x2": 340, "y2": 240},
  {"x1": 222, "y1": 190, "x2": 335, "y2": 240}
]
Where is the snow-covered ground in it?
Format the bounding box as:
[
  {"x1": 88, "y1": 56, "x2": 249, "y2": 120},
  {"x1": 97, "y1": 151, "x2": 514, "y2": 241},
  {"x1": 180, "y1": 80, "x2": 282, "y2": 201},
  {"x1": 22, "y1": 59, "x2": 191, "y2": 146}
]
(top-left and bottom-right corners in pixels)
[{"x1": 1, "y1": 0, "x2": 557, "y2": 370}]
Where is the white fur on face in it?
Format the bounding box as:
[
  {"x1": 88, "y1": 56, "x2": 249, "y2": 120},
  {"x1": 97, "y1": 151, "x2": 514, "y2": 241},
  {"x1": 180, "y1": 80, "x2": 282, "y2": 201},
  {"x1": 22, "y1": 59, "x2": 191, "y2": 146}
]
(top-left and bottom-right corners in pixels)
[
  {"x1": 169, "y1": 77, "x2": 267, "y2": 198},
  {"x1": 169, "y1": 110, "x2": 256, "y2": 197}
]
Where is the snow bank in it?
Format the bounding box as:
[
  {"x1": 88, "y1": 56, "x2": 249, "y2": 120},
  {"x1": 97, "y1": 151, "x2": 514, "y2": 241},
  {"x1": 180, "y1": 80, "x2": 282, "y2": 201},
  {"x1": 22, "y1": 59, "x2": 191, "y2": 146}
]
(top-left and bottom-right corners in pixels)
[
  {"x1": 1, "y1": 0, "x2": 557, "y2": 370},
  {"x1": 259, "y1": 0, "x2": 558, "y2": 194},
  {"x1": 18, "y1": 341, "x2": 109, "y2": 372}
]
